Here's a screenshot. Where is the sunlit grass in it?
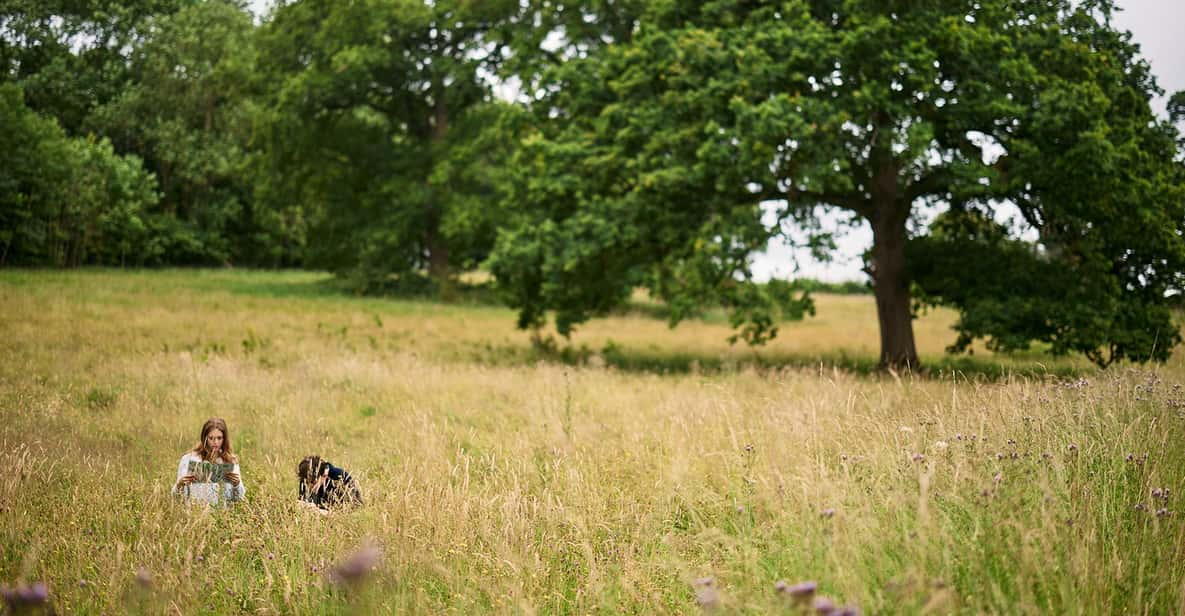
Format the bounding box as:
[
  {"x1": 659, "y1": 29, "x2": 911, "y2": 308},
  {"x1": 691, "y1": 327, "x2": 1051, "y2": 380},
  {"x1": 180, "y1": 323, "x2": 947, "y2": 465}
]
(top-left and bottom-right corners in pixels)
[{"x1": 0, "y1": 269, "x2": 1181, "y2": 614}]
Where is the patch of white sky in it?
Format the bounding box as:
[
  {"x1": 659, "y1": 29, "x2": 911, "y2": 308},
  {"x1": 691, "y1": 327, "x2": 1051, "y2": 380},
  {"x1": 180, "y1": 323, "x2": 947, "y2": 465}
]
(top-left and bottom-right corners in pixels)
[{"x1": 246, "y1": 0, "x2": 1182, "y2": 283}]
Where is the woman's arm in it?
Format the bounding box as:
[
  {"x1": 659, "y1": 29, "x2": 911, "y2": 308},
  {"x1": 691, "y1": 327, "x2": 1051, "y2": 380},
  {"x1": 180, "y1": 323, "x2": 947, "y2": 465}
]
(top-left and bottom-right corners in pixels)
[
  {"x1": 230, "y1": 462, "x2": 246, "y2": 500},
  {"x1": 174, "y1": 454, "x2": 194, "y2": 494}
]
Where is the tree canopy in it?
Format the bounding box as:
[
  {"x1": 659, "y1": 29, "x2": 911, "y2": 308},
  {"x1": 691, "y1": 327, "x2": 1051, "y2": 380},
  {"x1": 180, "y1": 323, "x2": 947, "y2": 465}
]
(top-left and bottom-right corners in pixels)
[{"x1": 488, "y1": 0, "x2": 1185, "y2": 368}]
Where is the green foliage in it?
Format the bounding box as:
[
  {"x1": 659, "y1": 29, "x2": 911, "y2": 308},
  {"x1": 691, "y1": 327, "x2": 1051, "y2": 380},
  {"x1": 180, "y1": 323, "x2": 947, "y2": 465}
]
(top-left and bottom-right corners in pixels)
[
  {"x1": 88, "y1": 0, "x2": 281, "y2": 266},
  {"x1": 489, "y1": 0, "x2": 1185, "y2": 366},
  {"x1": 909, "y1": 211, "x2": 1180, "y2": 366},
  {"x1": 0, "y1": 83, "x2": 159, "y2": 266},
  {"x1": 0, "y1": 0, "x2": 185, "y2": 133},
  {"x1": 255, "y1": 0, "x2": 522, "y2": 288}
]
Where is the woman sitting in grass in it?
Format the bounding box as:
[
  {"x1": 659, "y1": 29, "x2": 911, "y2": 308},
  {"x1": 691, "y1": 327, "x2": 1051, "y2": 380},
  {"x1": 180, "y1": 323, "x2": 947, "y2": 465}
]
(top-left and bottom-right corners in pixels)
[
  {"x1": 173, "y1": 417, "x2": 244, "y2": 505},
  {"x1": 297, "y1": 455, "x2": 361, "y2": 513}
]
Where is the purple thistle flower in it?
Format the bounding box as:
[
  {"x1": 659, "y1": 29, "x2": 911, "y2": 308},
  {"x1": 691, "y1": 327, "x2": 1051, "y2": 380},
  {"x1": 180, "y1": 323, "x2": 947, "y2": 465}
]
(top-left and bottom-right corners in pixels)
[
  {"x1": 994, "y1": 473, "x2": 1003, "y2": 484},
  {"x1": 135, "y1": 567, "x2": 153, "y2": 588},
  {"x1": 836, "y1": 606, "x2": 863, "y2": 616},
  {"x1": 776, "y1": 580, "x2": 817, "y2": 601},
  {"x1": 693, "y1": 577, "x2": 718, "y2": 609},
  {"x1": 813, "y1": 596, "x2": 838, "y2": 614},
  {"x1": 695, "y1": 586, "x2": 719, "y2": 609},
  {"x1": 2, "y1": 581, "x2": 49, "y2": 609},
  {"x1": 329, "y1": 545, "x2": 383, "y2": 584},
  {"x1": 226, "y1": 588, "x2": 235, "y2": 596},
  {"x1": 996, "y1": 453, "x2": 1003, "y2": 461},
  {"x1": 1135, "y1": 503, "x2": 1147, "y2": 511},
  {"x1": 912, "y1": 453, "x2": 925, "y2": 462},
  {"x1": 268, "y1": 552, "x2": 275, "y2": 560},
  {"x1": 1156, "y1": 508, "x2": 1172, "y2": 518},
  {"x1": 821, "y1": 508, "x2": 836, "y2": 519},
  {"x1": 956, "y1": 433, "x2": 963, "y2": 441},
  {"x1": 1068, "y1": 443, "x2": 1078, "y2": 452},
  {"x1": 1125, "y1": 453, "x2": 1134, "y2": 462}
]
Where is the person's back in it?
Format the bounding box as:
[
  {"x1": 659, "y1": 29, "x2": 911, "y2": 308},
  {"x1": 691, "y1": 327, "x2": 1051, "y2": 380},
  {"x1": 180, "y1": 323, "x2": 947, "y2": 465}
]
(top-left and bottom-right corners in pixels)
[{"x1": 297, "y1": 455, "x2": 361, "y2": 511}]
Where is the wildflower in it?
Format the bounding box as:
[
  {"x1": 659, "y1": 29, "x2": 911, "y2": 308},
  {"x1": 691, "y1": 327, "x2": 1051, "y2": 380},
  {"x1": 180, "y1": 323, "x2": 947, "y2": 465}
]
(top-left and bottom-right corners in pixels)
[
  {"x1": 134, "y1": 568, "x2": 152, "y2": 588},
  {"x1": 994, "y1": 473, "x2": 1003, "y2": 484},
  {"x1": 812, "y1": 596, "x2": 838, "y2": 614},
  {"x1": 836, "y1": 606, "x2": 862, "y2": 616},
  {"x1": 227, "y1": 588, "x2": 235, "y2": 596},
  {"x1": 0, "y1": 582, "x2": 49, "y2": 610},
  {"x1": 775, "y1": 580, "x2": 817, "y2": 601},
  {"x1": 1152, "y1": 488, "x2": 1163, "y2": 499},
  {"x1": 1068, "y1": 443, "x2": 1078, "y2": 453},
  {"x1": 1009, "y1": 452, "x2": 1019, "y2": 460},
  {"x1": 1156, "y1": 508, "x2": 1172, "y2": 518},
  {"x1": 1135, "y1": 503, "x2": 1147, "y2": 511},
  {"x1": 196, "y1": 555, "x2": 204, "y2": 563},
  {"x1": 329, "y1": 545, "x2": 383, "y2": 584},
  {"x1": 1125, "y1": 454, "x2": 1134, "y2": 462},
  {"x1": 693, "y1": 577, "x2": 718, "y2": 609},
  {"x1": 912, "y1": 453, "x2": 925, "y2": 462},
  {"x1": 267, "y1": 552, "x2": 275, "y2": 560},
  {"x1": 956, "y1": 433, "x2": 963, "y2": 441},
  {"x1": 736, "y1": 505, "x2": 746, "y2": 514},
  {"x1": 820, "y1": 508, "x2": 835, "y2": 519},
  {"x1": 1006, "y1": 439, "x2": 1016, "y2": 447},
  {"x1": 995, "y1": 453, "x2": 1003, "y2": 461}
]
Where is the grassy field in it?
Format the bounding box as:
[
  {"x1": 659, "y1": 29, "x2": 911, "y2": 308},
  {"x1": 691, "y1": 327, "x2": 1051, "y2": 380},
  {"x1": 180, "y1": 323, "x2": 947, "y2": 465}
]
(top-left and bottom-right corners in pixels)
[{"x1": 0, "y1": 269, "x2": 1182, "y2": 614}]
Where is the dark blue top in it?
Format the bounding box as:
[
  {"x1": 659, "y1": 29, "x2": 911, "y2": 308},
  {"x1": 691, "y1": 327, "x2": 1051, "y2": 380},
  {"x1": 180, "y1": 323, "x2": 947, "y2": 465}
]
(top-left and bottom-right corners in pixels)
[{"x1": 299, "y1": 461, "x2": 361, "y2": 509}]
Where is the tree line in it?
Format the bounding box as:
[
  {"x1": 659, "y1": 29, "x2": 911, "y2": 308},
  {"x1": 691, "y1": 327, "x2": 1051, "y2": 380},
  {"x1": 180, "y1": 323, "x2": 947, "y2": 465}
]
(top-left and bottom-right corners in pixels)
[{"x1": 3, "y1": 0, "x2": 1184, "y2": 368}]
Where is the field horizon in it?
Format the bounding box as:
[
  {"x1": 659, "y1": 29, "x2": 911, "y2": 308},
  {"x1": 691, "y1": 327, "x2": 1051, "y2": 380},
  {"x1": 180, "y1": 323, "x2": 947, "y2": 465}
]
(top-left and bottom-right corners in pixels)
[{"x1": 1, "y1": 269, "x2": 1182, "y2": 614}]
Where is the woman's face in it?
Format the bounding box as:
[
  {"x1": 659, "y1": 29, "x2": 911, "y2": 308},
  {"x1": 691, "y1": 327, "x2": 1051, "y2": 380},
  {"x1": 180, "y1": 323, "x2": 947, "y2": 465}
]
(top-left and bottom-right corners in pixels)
[{"x1": 204, "y1": 428, "x2": 225, "y2": 455}]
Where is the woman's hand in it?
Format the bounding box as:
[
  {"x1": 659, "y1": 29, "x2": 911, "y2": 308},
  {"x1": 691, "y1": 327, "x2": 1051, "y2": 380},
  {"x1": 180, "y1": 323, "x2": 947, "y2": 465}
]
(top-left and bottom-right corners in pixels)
[
  {"x1": 225, "y1": 472, "x2": 240, "y2": 487},
  {"x1": 176, "y1": 474, "x2": 196, "y2": 490}
]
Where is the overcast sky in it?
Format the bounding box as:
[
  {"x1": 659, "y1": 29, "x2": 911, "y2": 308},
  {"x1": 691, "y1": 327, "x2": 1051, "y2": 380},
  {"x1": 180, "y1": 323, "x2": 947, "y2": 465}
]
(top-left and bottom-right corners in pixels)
[{"x1": 755, "y1": 0, "x2": 1185, "y2": 282}]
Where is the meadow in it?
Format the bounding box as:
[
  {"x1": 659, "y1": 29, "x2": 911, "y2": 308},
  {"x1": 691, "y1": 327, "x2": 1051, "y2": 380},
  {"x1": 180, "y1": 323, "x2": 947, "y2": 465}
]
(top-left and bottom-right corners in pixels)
[{"x1": 0, "y1": 269, "x2": 1182, "y2": 614}]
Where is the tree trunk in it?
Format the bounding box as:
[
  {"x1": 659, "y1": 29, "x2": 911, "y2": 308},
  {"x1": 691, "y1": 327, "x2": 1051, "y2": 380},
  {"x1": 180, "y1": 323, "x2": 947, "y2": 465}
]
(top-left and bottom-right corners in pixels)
[
  {"x1": 869, "y1": 207, "x2": 919, "y2": 371},
  {"x1": 427, "y1": 79, "x2": 450, "y2": 283}
]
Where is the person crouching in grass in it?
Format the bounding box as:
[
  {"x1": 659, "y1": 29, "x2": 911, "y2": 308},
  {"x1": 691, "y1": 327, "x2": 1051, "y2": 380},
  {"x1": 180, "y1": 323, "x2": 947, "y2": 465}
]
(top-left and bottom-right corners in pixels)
[
  {"x1": 297, "y1": 455, "x2": 361, "y2": 514},
  {"x1": 174, "y1": 417, "x2": 245, "y2": 505}
]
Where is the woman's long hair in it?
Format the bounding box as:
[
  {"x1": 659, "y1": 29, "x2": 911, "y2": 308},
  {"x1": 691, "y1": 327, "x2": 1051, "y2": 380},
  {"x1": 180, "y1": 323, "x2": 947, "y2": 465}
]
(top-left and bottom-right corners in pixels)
[{"x1": 191, "y1": 417, "x2": 237, "y2": 462}]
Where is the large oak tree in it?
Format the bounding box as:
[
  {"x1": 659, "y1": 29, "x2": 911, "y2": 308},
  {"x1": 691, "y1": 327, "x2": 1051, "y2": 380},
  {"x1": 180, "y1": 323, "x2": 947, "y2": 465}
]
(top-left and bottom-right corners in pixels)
[{"x1": 490, "y1": 0, "x2": 1185, "y2": 369}]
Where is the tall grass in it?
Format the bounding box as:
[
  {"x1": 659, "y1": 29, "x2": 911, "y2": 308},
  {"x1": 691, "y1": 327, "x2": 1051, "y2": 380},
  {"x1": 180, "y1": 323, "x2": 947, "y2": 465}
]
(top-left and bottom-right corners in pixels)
[{"x1": 0, "y1": 269, "x2": 1181, "y2": 614}]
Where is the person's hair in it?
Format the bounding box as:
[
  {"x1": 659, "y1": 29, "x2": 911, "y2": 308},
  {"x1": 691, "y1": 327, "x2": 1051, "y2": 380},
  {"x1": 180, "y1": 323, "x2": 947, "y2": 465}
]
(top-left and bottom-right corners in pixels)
[
  {"x1": 297, "y1": 455, "x2": 325, "y2": 485},
  {"x1": 191, "y1": 417, "x2": 237, "y2": 462}
]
